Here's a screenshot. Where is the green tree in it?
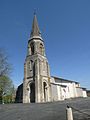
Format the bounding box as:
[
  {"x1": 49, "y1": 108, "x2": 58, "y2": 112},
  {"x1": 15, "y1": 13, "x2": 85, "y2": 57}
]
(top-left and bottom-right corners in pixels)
[
  {"x1": 0, "y1": 76, "x2": 13, "y2": 103},
  {"x1": 0, "y1": 49, "x2": 15, "y2": 103},
  {"x1": 2, "y1": 85, "x2": 16, "y2": 103}
]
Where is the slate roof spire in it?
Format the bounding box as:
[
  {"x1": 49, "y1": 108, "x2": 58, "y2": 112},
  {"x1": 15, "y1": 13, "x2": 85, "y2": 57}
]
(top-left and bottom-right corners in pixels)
[{"x1": 30, "y1": 14, "x2": 41, "y2": 38}]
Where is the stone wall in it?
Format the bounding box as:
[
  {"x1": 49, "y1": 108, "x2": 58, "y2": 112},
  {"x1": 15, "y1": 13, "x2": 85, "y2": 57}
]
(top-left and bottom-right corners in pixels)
[{"x1": 15, "y1": 83, "x2": 23, "y2": 103}]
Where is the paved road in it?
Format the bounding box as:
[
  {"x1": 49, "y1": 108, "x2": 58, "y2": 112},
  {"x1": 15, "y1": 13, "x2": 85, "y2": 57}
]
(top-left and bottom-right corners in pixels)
[{"x1": 0, "y1": 97, "x2": 90, "y2": 120}]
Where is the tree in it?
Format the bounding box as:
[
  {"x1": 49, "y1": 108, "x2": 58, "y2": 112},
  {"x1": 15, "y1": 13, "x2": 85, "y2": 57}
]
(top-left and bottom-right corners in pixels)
[
  {"x1": 0, "y1": 76, "x2": 13, "y2": 103},
  {"x1": 0, "y1": 49, "x2": 11, "y2": 77},
  {"x1": 0, "y1": 49, "x2": 15, "y2": 103},
  {"x1": 2, "y1": 84, "x2": 16, "y2": 103}
]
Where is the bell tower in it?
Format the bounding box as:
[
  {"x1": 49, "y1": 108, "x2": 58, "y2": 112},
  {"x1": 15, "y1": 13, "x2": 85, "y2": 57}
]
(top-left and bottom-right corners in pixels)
[{"x1": 23, "y1": 14, "x2": 51, "y2": 103}]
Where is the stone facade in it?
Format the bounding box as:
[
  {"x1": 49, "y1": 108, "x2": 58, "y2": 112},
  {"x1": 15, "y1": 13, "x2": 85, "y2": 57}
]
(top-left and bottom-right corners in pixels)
[
  {"x1": 23, "y1": 15, "x2": 51, "y2": 103},
  {"x1": 50, "y1": 77, "x2": 87, "y2": 101},
  {"x1": 15, "y1": 84, "x2": 23, "y2": 103},
  {"x1": 16, "y1": 15, "x2": 87, "y2": 103}
]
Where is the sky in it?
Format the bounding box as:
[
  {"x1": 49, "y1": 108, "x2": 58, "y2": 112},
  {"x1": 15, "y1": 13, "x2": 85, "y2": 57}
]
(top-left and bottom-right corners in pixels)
[{"x1": 0, "y1": 0, "x2": 90, "y2": 89}]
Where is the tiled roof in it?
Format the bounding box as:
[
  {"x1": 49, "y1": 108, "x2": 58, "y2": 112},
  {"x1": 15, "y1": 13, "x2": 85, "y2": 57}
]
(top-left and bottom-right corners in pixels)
[{"x1": 52, "y1": 76, "x2": 79, "y2": 84}]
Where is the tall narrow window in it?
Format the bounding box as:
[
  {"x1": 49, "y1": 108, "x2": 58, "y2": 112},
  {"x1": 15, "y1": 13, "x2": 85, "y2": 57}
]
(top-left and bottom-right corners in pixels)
[
  {"x1": 30, "y1": 43, "x2": 34, "y2": 55},
  {"x1": 43, "y1": 82, "x2": 47, "y2": 102},
  {"x1": 33, "y1": 63, "x2": 35, "y2": 80},
  {"x1": 40, "y1": 43, "x2": 43, "y2": 55}
]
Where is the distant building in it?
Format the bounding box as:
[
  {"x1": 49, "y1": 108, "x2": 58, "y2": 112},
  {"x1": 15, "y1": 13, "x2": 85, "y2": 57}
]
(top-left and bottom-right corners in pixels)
[{"x1": 16, "y1": 15, "x2": 87, "y2": 103}]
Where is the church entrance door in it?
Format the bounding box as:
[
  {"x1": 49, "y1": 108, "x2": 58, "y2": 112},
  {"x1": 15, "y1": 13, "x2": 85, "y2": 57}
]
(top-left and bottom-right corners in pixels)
[
  {"x1": 30, "y1": 82, "x2": 35, "y2": 103},
  {"x1": 43, "y1": 82, "x2": 47, "y2": 102}
]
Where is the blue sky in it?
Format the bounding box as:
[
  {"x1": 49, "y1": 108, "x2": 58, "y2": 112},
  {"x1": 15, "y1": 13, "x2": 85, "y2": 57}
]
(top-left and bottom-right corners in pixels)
[{"x1": 0, "y1": 0, "x2": 90, "y2": 89}]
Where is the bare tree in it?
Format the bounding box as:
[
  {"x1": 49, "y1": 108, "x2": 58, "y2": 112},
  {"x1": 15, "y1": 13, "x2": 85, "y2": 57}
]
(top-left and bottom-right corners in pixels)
[{"x1": 0, "y1": 49, "x2": 11, "y2": 77}]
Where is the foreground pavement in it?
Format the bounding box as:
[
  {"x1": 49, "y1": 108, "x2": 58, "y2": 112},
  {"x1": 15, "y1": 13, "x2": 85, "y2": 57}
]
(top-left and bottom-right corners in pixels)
[{"x1": 0, "y1": 97, "x2": 90, "y2": 120}]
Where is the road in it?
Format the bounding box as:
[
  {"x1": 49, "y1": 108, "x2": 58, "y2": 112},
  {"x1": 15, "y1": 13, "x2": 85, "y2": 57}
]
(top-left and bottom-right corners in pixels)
[{"x1": 0, "y1": 97, "x2": 90, "y2": 120}]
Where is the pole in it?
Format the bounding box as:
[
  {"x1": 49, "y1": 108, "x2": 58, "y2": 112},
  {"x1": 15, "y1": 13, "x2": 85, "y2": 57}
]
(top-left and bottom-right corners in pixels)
[{"x1": 66, "y1": 105, "x2": 73, "y2": 120}]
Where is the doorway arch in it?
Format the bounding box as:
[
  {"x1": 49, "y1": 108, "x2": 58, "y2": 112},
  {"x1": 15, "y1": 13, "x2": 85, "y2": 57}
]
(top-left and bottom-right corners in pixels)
[
  {"x1": 43, "y1": 82, "x2": 47, "y2": 102},
  {"x1": 30, "y1": 82, "x2": 35, "y2": 103}
]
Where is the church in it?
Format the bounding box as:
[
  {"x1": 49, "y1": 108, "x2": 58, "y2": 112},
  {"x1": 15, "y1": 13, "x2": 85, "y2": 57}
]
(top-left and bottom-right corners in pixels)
[{"x1": 15, "y1": 15, "x2": 87, "y2": 103}]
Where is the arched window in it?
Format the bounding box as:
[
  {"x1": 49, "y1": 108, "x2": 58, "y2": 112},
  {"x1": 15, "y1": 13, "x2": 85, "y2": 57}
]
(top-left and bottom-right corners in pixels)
[
  {"x1": 33, "y1": 63, "x2": 35, "y2": 79},
  {"x1": 30, "y1": 42, "x2": 34, "y2": 55},
  {"x1": 40, "y1": 43, "x2": 43, "y2": 55}
]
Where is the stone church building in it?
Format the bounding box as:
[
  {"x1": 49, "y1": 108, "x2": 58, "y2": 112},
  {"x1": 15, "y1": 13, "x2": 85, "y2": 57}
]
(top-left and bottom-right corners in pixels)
[{"x1": 15, "y1": 15, "x2": 87, "y2": 103}]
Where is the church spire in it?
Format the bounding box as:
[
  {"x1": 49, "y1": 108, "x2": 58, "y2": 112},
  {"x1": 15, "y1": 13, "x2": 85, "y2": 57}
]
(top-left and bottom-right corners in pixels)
[{"x1": 30, "y1": 14, "x2": 41, "y2": 38}]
